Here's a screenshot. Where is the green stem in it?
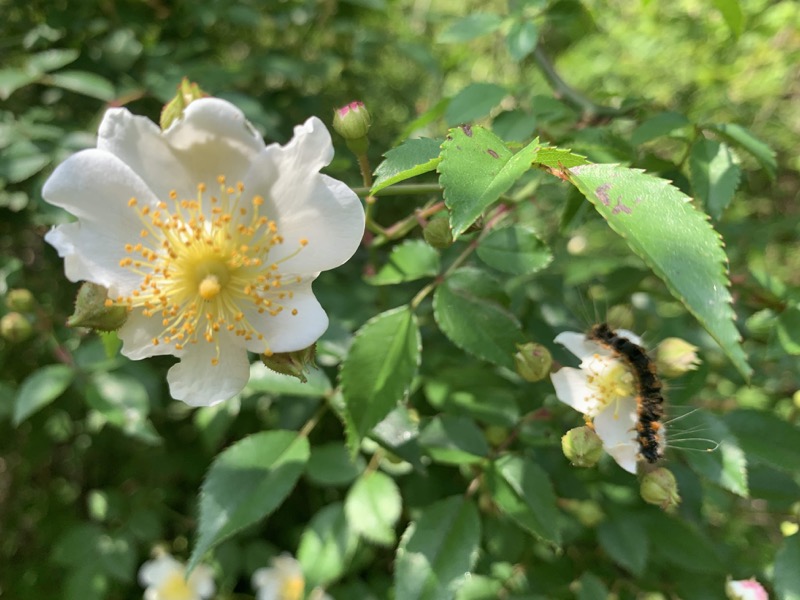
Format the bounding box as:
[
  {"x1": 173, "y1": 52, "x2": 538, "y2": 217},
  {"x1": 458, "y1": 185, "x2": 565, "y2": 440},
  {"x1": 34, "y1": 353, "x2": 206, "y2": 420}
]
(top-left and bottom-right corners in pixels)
[
  {"x1": 298, "y1": 402, "x2": 329, "y2": 438},
  {"x1": 352, "y1": 183, "x2": 443, "y2": 197}
]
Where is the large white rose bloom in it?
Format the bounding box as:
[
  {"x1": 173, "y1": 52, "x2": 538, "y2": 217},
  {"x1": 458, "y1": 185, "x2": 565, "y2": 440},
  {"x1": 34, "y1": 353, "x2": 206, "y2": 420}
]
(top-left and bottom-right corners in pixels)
[
  {"x1": 43, "y1": 98, "x2": 365, "y2": 406},
  {"x1": 138, "y1": 553, "x2": 214, "y2": 600},
  {"x1": 550, "y1": 330, "x2": 653, "y2": 474}
]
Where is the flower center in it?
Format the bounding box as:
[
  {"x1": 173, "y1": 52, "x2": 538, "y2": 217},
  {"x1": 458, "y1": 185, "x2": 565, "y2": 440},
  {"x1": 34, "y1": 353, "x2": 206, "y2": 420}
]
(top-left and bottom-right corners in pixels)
[
  {"x1": 157, "y1": 571, "x2": 193, "y2": 600},
  {"x1": 280, "y1": 575, "x2": 305, "y2": 600},
  {"x1": 584, "y1": 354, "x2": 636, "y2": 417},
  {"x1": 111, "y1": 176, "x2": 308, "y2": 364}
]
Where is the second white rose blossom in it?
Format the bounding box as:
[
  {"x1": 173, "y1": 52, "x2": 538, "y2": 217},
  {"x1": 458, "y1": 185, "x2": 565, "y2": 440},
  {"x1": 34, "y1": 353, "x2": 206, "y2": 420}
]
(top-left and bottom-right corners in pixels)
[
  {"x1": 43, "y1": 97, "x2": 365, "y2": 406},
  {"x1": 138, "y1": 553, "x2": 214, "y2": 600},
  {"x1": 252, "y1": 554, "x2": 331, "y2": 600},
  {"x1": 550, "y1": 330, "x2": 661, "y2": 474}
]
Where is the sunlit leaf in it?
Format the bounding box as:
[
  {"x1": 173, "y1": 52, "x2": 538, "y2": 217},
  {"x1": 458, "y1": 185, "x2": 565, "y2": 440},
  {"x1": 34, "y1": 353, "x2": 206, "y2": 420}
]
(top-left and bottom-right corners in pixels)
[
  {"x1": 366, "y1": 240, "x2": 440, "y2": 285},
  {"x1": 437, "y1": 13, "x2": 503, "y2": 44},
  {"x1": 371, "y1": 138, "x2": 442, "y2": 195},
  {"x1": 345, "y1": 471, "x2": 402, "y2": 545},
  {"x1": 689, "y1": 139, "x2": 741, "y2": 220},
  {"x1": 445, "y1": 83, "x2": 507, "y2": 126},
  {"x1": 476, "y1": 225, "x2": 552, "y2": 275}
]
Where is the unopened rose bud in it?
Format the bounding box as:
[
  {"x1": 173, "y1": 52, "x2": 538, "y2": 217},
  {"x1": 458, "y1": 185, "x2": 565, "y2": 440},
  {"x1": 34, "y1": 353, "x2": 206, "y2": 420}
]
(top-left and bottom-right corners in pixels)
[
  {"x1": 6, "y1": 288, "x2": 35, "y2": 312},
  {"x1": 640, "y1": 467, "x2": 681, "y2": 511},
  {"x1": 423, "y1": 216, "x2": 454, "y2": 249},
  {"x1": 333, "y1": 101, "x2": 371, "y2": 155},
  {"x1": 1, "y1": 312, "x2": 33, "y2": 343},
  {"x1": 655, "y1": 337, "x2": 701, "y2": 377},
  {"x1": 160, "y1": 78, "x2": 207, "y2": 130},
  {"x1": 561, "y1": 498, "x2": 605, "y2": 527},
  {"x1": 562, "y1": 426, "x2": 604, "y2": 468},
  {"x1": 262, "y1": 344, "x2": 317, "y2": 383},
  {"x1": 725, "y1": 578, "x2": 768, "y2": 600},
  {"x1": 514, "y1": 342, "x2": 552, "y2": 382},
  {"x1": 67, "y1": 282, "x2": 128, "y2": 332}
]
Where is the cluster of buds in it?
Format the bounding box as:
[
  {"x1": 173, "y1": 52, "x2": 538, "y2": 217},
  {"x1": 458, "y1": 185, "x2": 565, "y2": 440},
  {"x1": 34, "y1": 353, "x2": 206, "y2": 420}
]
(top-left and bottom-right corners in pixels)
[{"x1": 1, "y1": 288, "x2": 36, "y2": 343}]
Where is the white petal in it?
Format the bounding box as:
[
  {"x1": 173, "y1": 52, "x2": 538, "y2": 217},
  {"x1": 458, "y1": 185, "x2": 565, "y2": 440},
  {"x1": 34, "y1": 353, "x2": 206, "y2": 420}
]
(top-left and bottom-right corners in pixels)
[
  {"x1": 243, "y1": 283, "x2": 328, "y2": 354},
  {"x1": 44, "y1": 223, "x2": 142, "y2": 295},
  {"x1": 550, "y1": 367, "x2": 596, "y2": 415},
  {"x1": 118, "y1": 310, "x2": 182, "y2": 360},
  {"x1": 275, "y1": 116, "x2": 335, "y2": 173},
  {"x1": 97, "y1": 107, "x2": 194, "y2": 201},
  {"x1": 138, "y1": 555, "x2": 182, "y2": 587},
  {"x1": 162, "y1": 98, "x2": 266, "y2": 184},
  {"x1": 554, "y1": 331, "x2": 612, "y2": 362},
  {"x1": 166, "y1": 334, "x2": 250, "y2": 406},
  {"x1": 593, "y1": 397, "x2": 640, "y2": 474},
  {"x1": 614, "y1": 328, "x2": 644, "y2": 347},
  {"x1": 251, "y1": 567, "x2": 278, "y2": 589},
  {"x1": 189, "y1": 565, "x2": 216, "y2": 598},
  {"x1": 239, "y1": 155, "x2": 364, "y2": 274}
]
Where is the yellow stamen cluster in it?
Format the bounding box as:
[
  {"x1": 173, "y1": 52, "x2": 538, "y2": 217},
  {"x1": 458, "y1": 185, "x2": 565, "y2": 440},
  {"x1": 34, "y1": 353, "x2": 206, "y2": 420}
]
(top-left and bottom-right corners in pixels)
[
  {"x1": 114, "y1": 177, "x2": 306, "y2": 364},
  {"x1": 584, "y1": 354, "x2": 636, "y2": 418}
]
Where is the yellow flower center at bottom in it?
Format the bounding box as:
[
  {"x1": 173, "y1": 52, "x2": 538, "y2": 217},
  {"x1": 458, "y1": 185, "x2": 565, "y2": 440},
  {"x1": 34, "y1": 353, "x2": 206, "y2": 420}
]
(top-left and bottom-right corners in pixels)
[
  {"x1": 280, "y1": 575, "x2": 305, "y2": 600},
  {"x1": 157, "y1": 571, "x2": 194, "y2": 600},
  {"x1": 112, "y1": 177, "x2": 308, "y2": 364},
  {"x1": 584, "y1": 354, "x2": 636, "y2": 418}
]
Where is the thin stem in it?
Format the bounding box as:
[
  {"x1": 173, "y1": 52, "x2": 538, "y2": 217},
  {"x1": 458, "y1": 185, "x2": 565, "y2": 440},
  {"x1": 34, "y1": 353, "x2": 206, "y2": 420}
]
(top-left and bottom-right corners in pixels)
[
  {"x1": 351, "y1": 183, "x2": 443, "y2": 197},
  {"x1": 298, "y1": 401, "x2": 329, "y2": 438}
]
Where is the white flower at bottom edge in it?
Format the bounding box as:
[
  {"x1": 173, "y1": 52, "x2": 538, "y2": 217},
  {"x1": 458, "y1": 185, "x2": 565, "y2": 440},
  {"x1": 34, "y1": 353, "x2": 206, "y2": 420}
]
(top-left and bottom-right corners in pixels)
[
  {"x1": 43, "y1": 97, "x2": 365, "y2": 407},
  {"x1": 725, "y1": 578, "x2": 769, "y2": 600},
  {"x1": 252, "y1": 554, "x2": 332, "y2": 600},
  {"x1": 138, "y1": 553, "x2": 214, "y2": 600},
  {"x1": 550, "y1": 330, "x2": 653, "y2": 474}
]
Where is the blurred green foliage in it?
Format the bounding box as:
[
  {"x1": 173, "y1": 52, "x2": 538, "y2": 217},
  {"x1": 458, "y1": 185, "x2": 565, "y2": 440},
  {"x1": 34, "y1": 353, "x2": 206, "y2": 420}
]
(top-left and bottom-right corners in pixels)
[{"x1": 2, "y1": 0, "x2": 800, "y2": 599}]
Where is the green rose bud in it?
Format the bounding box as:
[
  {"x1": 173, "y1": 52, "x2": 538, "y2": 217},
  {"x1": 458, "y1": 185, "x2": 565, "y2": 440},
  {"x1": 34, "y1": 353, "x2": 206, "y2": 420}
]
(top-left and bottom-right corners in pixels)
[
  {"x1": 562, "y1": 426, "x2": 604, "y2": 468},
  {"x1": 160, "y1": 77, "x2": 207, "y2": 130},
  {"x1": 514, "y1": 342, "x2": 553, "y2": 382},
  {"x1": 262, "y1": 344, "x2": 317, "y2": 383},
  {"x1": 333, "y1": 101, "x2": 371, "y2": 155},
  {"x1": 606, "y1": 304, "x2": 634, "y2": 331},
  {"x1": 423, "y1": 215, "x2": 454, "y2": 249},
  {"x1": 655, "y1": 337, "x2": 701, "y2": 377},
  {"x1": 67, "y1": 282, "x2": 128, "y2": 332},
  {"x1": 561, "y1": 498, "x2": 605, "y2": 527},
  {"x1": 640, "y1": 467, "x2": 681, "y2": 511},
  {"x1": 5, "y1": 288, "x2": 35, "y2": 312},
  {"x1": 1, "y1": 312, "x2": 33, "y2": 343}
]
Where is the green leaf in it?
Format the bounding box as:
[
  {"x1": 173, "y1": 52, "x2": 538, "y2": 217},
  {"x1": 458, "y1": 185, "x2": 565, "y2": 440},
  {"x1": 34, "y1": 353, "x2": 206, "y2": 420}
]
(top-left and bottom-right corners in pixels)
[
  {"x1": 777, "y1": 305, "x2": 800, "y2": 355},
  {"x1": 424, "y1": 365, "x2": 519, "y2": 427},
  {"x1": 86, "y1": 371, "x2": 161, "y2": 445},
  {"x1": 533, "y1": 145, "x2": 590, "y2": 169},
  {"x1": 345, "y1": 471, "x2": 402, "y2": 545},
  {"x1": 689, "y1": 139, "x2": 741, "y2": 220},
  {"x1": 445, "y1": 83, "x2": 507, "y2": 126},
  {"x1": 395, "y1": 496, "x2": 481, "y2": 600},
  {"x1": 680, "y1": 411, "x2": 748, "y2": 497},
  {"x1": 190, "y1": 431, "x2": 309, "y2": 570},
  {"x1": 340, "y1": 306, "x2": 421, "y2": 455},
  {"x1": 439, "y1": 126, "x2": 540, "y2": 238},
  {"x1": 245, "y1": 362, "x2": 332, "y2": 397},
  {"x1": 307, "y1": 442, "x2": 366, "y2": 486},
  {"x1": 648, "y1": 515, "x2": 724, "y2": 574},
  {"x1": 437, "y1": 13, "x2": 503, "y2": 44},
  {"x1": 433, "y1": 268, "x2": 525, "y2": 369},
  {"x1": 486, "y1": 454, "x2": 560, "y2": 545},
  {"x1": 712, "y1": 0, "x2": 744, "y2": 37},
  {"x1": 724, "y1": 409, "x2": 800, "y2": 473},
  {"x1": 597, "y1": 516, "x2": 648, "y2": 575},
  {"x1": 297, "y1": 502, "x2": 359, "y2": 588},
  {"x1": 13, "y1": 364, "x2": 75, "y2": 425},
  {"x1": 27, "y1": 48, "x2": 80, "y2": 73},
  {"x1": 775, "y1": 534, "x2": 800, "y2": 600},
  {"x1": 492, "y1": 110, "x2": 538, "y2": 143},
  {"x1": 568, "y1": 163, "x2": 751, "y2": 380},
  {"x1": 46, "y1": 71, "x2": 115, "y2": 101},
  {"x1": 0, "y1": 140, "x2": 51, "y2": 183},
  {"x1": 631, "y1": 111, "x2": 690, "y2": 146},
  {"x1": 506, "y1": 20, "x2": 539, "y2": 61},
  {"x1": 706, "y1": 123, "x2": 776, "y2": 179},
  {"x1": 476, "y1": 225, "x2": 552, "y2": 275},
  {"x1": 366, "y1": 240, "x2": 441, "y2": 285},
  {"x1": 371, "y1": 138, "x2": 443, "y2": 195},
  {"x1": 0, "y1": 69, "x2": 40, "y2": 101},
  {"x1": 418, "y1": 415, "x2": 489, "y2": 465},
  {"x1": 577, "y1": 572, "x2": 609, "y2": 600}
]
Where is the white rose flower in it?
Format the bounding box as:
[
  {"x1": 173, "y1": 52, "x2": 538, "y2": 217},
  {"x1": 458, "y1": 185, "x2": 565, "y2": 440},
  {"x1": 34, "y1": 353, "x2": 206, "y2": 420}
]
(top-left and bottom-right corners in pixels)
[
  {"x1": 550, "y1": 330, "x2": 652, "y2": 474},
  {"x1": 252, "y1": 554, "x2": 331, "y2": 600},
  {"x1": 43, "y1": 98, "x2": 365, "y2": 406},
  {"x1": 138, "y1": 553, "x2": 214, "y2": 600}
]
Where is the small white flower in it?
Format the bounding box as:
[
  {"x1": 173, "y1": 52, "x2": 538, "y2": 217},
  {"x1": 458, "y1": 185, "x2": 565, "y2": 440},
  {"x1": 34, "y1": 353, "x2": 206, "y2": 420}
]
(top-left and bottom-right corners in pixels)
[
  {"x1": 550, "y1": 330, "x2": 647, "y2": 474},
  {"x1": 725, "y1": 578, "x2": 769, "y2": 600},
  {"x1": 252, "y1": 554, "x2": 332, "y2": 600},
  {"x1": 138, "y1": 553, "x2": 214, "y2": 600},
  {"x1": 43, "y1": 98, "x2": 365, "y2": 406}
]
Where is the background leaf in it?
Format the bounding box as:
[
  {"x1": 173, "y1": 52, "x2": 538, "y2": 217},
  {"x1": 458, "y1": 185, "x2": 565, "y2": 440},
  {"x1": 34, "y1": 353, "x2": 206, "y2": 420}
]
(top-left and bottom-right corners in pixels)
[
  {"x1": 445, "y1": 83, "x2": 507, "y2": 126},
  {"x1": 366, "y1": 239, "x2": 440, "y2": 285},
  {"x1": 568, "y1": 163, "x2": 751, "y2": 379},
  {"x1": 476, "y1": 225, "x2": 553, "y2": 275},
  {"x1": 344, "y1": 470, "x2": 402, "y2": 545},
  {"x1": 437, "y1": 13, "x2": 503, "y2": 44},
  {"x1": 371, "y1": 138, "x2": 442, "y2": 195},
  {"x1": 395, "y1": 496, "x2": 481, "y2": 600},
  {"x1": 774, "y1": 534, "x2": 800, "y2": 600},
  {"x1": 339, "y1": 306, "x2": 421, "y2": 455},
  {"x1": 13, "y1": 364, "x2": 75, "y2": 425},
  {"x1": 706, "y1": 123, "x2": 776, "y2": 179},
  {"x1": 689, "y1": 139, "x2": 741, "y2": 220},
  {"x1": 190, "y1": 431, "x2": 309, "y2": 570},
  {"x1": 297, "y1": 502, "x2": 359, "y2": 588}
]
